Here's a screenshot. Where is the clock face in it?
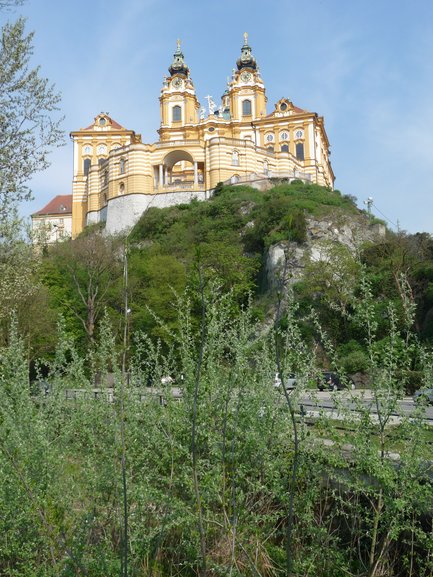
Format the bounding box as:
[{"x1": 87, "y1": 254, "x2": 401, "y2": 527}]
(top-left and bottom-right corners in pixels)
[
  {"x1": 172, "y1": 77, "x2": 183, "y2": 89},
  {"x1": 240, "y1": 71, "x2": 252, "y2": 82}
]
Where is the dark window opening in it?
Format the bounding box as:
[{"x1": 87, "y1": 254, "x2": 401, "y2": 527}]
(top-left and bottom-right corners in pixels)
[
  {"x1": 83, "y1": 158, "x2": 91, "y2": 175},
  {"x1": 242, "y1": 99, "x2": 252, "y2": 116},
  {"x1": 173, "y1": 106, "x2": 182, "y2": 122},
  {"x1": 281, "y1": 144, "x2": 289, "y2": 152},
  {"x1": 296, "y1": 142, "x2": 305, "y2": 161}
]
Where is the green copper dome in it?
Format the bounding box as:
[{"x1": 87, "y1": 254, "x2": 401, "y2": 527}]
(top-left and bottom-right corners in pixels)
[
  {"x1": 236, "y1": 32, "x2": 257, "y2": 71},
  {"x1": 169, "y1": 39, "x2": 189, "y2": 77}
]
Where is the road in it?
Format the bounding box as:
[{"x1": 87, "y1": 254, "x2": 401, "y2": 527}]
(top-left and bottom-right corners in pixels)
[{"x1": 296, "y1": 389, "x2": 433, "y2": 425}]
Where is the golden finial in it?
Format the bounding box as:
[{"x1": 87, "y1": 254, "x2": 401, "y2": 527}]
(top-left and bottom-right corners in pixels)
[
  {"x1": 243, "y1": 32, "x2": 248, "y2": 45},
  {"x1": 177, "y1": 38, "x2": 181, "y2": 51}
]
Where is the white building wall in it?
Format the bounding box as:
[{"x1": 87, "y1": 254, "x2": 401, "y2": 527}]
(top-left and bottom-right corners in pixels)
[{"x1": 104, "y1": 190, "x2": 208, "y2": 235}]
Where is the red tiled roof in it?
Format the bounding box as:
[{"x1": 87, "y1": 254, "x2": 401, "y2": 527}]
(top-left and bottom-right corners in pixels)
[
  {"x1": 266, "y1": 103, "x2": 307, "y2": 118},
  {"x1": 32, "y1": 195, "x2": 72, "y2": 216},
  {"x1": 83, "y1": 116, "x2": 126, "y2": 131}
]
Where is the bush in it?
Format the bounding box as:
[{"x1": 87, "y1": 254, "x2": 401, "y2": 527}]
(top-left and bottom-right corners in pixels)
[
  {"x1": 337, "y1": 340, "x2": 369, "y2": 373},
  {"x1": 340, "y1": 349, "x2": 369, "y2": 374}
]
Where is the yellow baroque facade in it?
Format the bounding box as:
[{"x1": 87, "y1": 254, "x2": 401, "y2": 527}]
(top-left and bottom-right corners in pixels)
[{"x1": 70, "y1": 35, "x2": 334, "y2": 238}]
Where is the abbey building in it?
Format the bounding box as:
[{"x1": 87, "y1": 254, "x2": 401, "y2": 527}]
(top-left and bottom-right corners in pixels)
[{"x1": 70, "y1": 35, "x2": 334, "y2": 238}]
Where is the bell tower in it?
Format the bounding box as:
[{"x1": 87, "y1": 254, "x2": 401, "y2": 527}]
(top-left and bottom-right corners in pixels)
[
  {"x1": 227, "y1": 33, "x2": 267, "y2": 122},
  {"x1": 159, "y1": 40, "x2": 200, "y2": 140}
]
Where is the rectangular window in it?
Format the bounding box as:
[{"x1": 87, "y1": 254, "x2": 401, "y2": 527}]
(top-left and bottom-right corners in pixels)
[
  {"x1": 83, "y1": 158, "x2": 91, "y2": 175},
  {"x1": 172, "y1": 105, "x2": 182, "y2": 122},
  {"x1": 242, "y1": 99, "x2": 252, "y2": 116},
  {"x1": 296, "y1": 142, "x2": 304, "y2": 161}
]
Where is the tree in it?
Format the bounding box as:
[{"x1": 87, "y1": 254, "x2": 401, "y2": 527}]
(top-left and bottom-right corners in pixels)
[
  {"x1": 0, "y1": 10, "x2": 63, "y2": 219},
  {"x1": 0, "y1": 215, "x2": 57, "y2": 361},
  {"x1": 0, "y1": 1, "x2": 23, "y2": 9},
  {"x1": 42, "y1": 233, "x2": 122, "y2": 344}
]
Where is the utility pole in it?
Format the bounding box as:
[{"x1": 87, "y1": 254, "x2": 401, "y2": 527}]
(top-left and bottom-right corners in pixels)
[
  {"x1": 363, "y1": 196, "x2": 373, "y2": 218},
  {"x1": 120, "y1": 233, "x2": 130, "y2": 577}
]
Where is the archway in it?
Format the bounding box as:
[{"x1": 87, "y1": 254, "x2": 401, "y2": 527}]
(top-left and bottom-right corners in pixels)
[{"x1": 154, "y1": 150, "x2": 204, "y2": 189}]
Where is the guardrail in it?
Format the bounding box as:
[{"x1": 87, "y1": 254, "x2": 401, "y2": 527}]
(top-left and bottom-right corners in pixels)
[{"x1": 63, "y1": 387, "x2": 183, "y2": 405}]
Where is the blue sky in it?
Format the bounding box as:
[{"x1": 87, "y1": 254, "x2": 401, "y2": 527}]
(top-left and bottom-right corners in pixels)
[{"x1": 7, "y1": 0, "x2": 433, "y2": 233}]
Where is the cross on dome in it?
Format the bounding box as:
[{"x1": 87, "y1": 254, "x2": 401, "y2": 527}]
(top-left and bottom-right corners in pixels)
[
  {"x1": 169, "y1": 38, "x2": 189, "y2": 77},
  {"x1": 237, "y1": 32, "x2": 257, "y2": 71}
]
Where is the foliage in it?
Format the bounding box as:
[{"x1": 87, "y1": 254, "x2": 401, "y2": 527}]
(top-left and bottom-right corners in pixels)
[
  {"x1": 40, "y1": 233, "x2": 123, "y2": 347},
  {"x1": 0, "y1": 13, "x2": 63, "y2": 219},
  {"x1": 337, "y1": 340, "x2": 370, "y2": 373},
  {"x1": 0, "y1": 216, "x2": 56, "y2": 357},
  {"x1": 125, "y1": 182, "x2": 360, "y2": 344},
  {"x1": 1, "y1": 277, "x2": 432, "y2": 576}
]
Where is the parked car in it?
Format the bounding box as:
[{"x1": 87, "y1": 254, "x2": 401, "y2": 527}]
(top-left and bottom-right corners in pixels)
[
  {"x1": 317, "y1": 372, "x2": 354, "y2": 391},
  {"x1": 274, "y1": 373, "x2": 297, "y2": 390},
  {"x1": 414, "y1": 388, "x2": 433, "y2": 405},
  {"x1": 285, "y1": 374, "x2": 297, "y2": 390}
]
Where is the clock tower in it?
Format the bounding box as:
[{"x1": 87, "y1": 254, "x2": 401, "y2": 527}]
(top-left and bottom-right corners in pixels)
[
  {"x1": 159, "y1": 40, "x2": 200, "y2": 140},
  {"x1": 227, "y1": 33, "x2": 267, "y2": 123}
]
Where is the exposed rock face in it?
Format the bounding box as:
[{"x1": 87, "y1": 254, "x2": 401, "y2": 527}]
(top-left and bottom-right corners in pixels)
[{"x1": 266, "y1": 214, "x2": 385, "y2": 289}]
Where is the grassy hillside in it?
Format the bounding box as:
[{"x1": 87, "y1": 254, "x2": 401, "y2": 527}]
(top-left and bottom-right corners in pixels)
[{"x1": 36, "y1": 181, "x2": 433, "y2": 381}]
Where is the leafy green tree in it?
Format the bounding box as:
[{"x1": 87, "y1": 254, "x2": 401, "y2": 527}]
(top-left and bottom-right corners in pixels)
[
  {"x1": 0, "y1": 8, "x2": 63, "y2": 218},
  {"x1": 41, "y1": 233, "x2": 123, "y2": 344},
  {"x1": 0, "y1": 216, "x2": 56, "y2": 359}
]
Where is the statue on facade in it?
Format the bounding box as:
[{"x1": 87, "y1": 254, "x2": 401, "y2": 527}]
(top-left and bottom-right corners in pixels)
[{"x1": 205, "y1": 95, "x2": 216, "y2": 115}]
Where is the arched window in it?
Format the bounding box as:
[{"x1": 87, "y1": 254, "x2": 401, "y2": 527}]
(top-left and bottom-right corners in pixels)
[
  {"x1": 172, "y1": 105, "x2": 182, "y2": 122},
  {"x1": 281, "y1": 144, "x2": 289, "y2": 153},
  {"x1": 83, "y1": 158, "x2": 91, "y2": 176},
  {"x1": 296, "y1": 142, "x2": 304, "y2": 161},
  {"x1": 232, "y1": 150, "x2": 239, "y2": 166},
  {"x1": 119, "y1": 158, "x2": 126, "y2": 174},
  {"x1": 267, "y1": 146, "x2": 274, "y2": 153},
  {"x1": 103, "y1": 170, "x2": 108, "y2": 186},
  {"x1": 119, "y1": 182, "x2": 125, "y2": 195},
  {"x1": 242, "y1": 99, "x2": 252, "y2": 116}
]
